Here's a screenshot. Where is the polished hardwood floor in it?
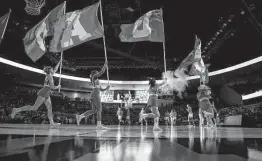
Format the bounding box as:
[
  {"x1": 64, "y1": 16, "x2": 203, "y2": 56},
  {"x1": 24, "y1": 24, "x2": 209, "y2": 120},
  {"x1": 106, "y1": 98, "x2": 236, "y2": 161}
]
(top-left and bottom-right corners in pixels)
[{"x1": 0, "y1": 124, "x2": 261, "y2": 161}]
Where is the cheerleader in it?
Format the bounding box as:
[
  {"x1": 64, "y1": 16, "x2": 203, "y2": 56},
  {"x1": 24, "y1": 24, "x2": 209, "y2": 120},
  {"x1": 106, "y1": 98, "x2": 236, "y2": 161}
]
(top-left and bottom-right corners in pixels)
[
  {"x1": 197, "y1": 85, "x2": 215, "y2": 127},
  {"x1": 117, "y1": 92, "x2": 120, "y2": 100},
  {"x1": 170, "y1": 109, "x2": 177, "y2": 126},
  {"x1": 164, "y1": 111, "x2": 170, "y2": 125},
  {"x1": 139, "y1": 107, "x2": 148, "y2": 126},
  {"x1": 117, "y1": 107, "x2": 123, "y2": 126},
  {"x1": 126, "y1": 108, "x2": 131, "y2": 125},
  {"x1": 187, "y1": 105, "x2": 195, "y2": 126},
  {"x1": 139, "y1": 108, "x2": 145, "y2": 126},
  {"x1": 139, "y1": 77, "x2": 167, "y2": 131},
  {"x1": 124, "y1": 91, "x2": 132, "y2": 109},
  {"x1": 75, "y1": 61, "x2": 110, "y2": 129},
  {"x1": 211, "y1": 101, "x2": 218, "y2": 126},
  {"x1": 199, "y1": 107, "x2": 205, "y2": 126},
  {"x1": 11, "y1": 60, "x2": 62, "y2": 126}
]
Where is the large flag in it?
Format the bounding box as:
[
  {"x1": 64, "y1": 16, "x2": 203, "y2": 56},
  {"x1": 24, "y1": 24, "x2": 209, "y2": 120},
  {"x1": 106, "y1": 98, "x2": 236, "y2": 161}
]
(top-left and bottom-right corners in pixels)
[
  {"x1": 0, "y1": 10, "x2": 11, "y2": 44},
  {"x1": 23, "y1": 2, "x2": 65, "y2": 62},
  {"x1": 179, "y1": 35, "x2": 205, "y2": 75},
  {"x1": 119, "y1": 9, "x2": 164, "y2": 42},
  {"x1": 49, "y1": 2, "x2": 104, "y2": 52}
]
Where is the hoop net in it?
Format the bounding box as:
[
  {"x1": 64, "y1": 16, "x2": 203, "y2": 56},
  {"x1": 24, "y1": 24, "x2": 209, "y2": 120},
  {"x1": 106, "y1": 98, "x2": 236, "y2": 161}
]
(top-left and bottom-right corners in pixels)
[{"x1": 24, "y1": 0, "x2": 45, "y2": 15}]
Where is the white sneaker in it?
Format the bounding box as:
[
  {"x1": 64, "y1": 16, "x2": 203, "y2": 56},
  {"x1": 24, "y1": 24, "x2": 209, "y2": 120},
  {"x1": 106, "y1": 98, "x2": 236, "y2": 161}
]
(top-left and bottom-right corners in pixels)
[
  {"x1": 153, "y1": 126, "x2": 162, "y2": 131},
  {"x1": 50, "y1": 122, "x2": 61, "y2": 128},
  {"x1": 96, "y1": 125, "x2": 109, "y2": 130}
]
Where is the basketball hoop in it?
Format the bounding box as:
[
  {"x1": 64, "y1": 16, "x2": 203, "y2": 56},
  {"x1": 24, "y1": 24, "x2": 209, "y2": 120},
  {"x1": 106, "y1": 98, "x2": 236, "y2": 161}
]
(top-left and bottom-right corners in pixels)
[{"x1": 24, "y1": 0, "x2": 45, "y2": 15}]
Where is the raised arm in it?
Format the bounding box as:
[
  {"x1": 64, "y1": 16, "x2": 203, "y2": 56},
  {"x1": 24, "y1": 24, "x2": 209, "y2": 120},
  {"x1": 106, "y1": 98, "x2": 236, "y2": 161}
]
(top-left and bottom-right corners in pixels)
[
  {"x1": 47, "y1": 75, "x2": 60, "y2": 90},
  {"x1": 53, "y1": 60, "x2": 61, "y2": 73},
  {"x1": 156, "y1": 78, "x2": 167, "y2": 88},
  {"x1": 93, "y1": 61, "x2": 108, "y2": 78}
]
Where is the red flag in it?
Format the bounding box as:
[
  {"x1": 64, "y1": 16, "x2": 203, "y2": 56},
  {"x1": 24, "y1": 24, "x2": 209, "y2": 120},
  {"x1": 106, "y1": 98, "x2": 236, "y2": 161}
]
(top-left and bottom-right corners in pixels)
[
  {"x1": 179, "y1": 35, "x2": 203, "y2": 72},
  {"x1": 119, "y1": 9, "x2": 164, "y2": 42},
  {"x1": 49, "y1": 2, "x2": 104, "y2": 52},
  {"x1": 0, "y1": 10, "x2": 11, "y2": 44},
  {"x1": 189, "y1": 58, "x2": 205, "y2": 75},
  {"x1": 23, "y1": 2, "x2": 65, "y2": 62}
]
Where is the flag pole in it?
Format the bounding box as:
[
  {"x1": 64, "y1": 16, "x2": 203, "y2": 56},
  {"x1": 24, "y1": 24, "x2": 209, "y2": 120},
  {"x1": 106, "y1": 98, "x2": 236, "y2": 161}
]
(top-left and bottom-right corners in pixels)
[
  {"x1": 58, "y1": 51, "x2": 63, "y2": 92},
  {"x1": 0, "y1": 9, "x2": 11, "y2": 44},
  {"x1": 58, "y1": 1, "x2": 66, "y2": 92},
  {"x1": 160, "y1": 8, "x2": 167, "y2": 75},
  {"x1": 99, "y1": 0, "x2": 110, "y2": 85}
]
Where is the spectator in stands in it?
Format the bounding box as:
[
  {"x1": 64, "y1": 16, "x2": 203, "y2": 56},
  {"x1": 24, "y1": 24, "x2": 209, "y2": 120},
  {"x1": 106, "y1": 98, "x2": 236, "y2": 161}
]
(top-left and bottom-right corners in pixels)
[{"x1": 11, "y1": 60, "x2": 62, "y2": 126}]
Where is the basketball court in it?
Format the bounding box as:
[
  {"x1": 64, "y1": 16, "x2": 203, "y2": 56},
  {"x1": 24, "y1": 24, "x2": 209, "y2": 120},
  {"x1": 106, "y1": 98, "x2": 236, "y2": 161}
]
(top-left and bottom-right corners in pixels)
[{"x1": 0, "y1": 124, "x2": 261, "y2": 161}]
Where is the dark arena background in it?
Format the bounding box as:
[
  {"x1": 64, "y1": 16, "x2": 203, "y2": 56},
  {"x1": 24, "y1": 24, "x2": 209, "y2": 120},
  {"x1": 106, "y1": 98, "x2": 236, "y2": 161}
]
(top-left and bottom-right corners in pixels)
[{"x1": 0, "y1": 0, "x2": 262, "y2": 161}]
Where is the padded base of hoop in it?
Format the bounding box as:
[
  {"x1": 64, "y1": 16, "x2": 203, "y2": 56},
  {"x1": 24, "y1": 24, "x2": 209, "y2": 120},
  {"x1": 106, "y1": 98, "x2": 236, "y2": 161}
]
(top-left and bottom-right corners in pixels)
[{"x1": 25, "y1": 6, "x2": 41, "y2": 15}]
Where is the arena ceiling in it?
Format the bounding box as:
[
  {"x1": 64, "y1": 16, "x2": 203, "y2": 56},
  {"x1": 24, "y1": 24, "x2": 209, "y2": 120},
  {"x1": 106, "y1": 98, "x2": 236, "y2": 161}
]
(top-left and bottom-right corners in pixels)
[{"x1": 0, "y1": 0, "x2": 262, "y2": 80}]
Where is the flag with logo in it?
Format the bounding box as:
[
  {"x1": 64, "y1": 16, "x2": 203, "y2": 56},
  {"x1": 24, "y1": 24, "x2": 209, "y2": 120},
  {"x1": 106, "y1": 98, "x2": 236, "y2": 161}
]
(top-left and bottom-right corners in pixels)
[
  {"x1": 189, "y1": 58, "x2": 205, "y2": 75},
  {"x1": 119, "y1": 9, "x2": 164, "y2": 42},
  {"x1": 49, "y1": 2, "x2": 104, "y2": 52},
  {"x1": 179, "y1": 35, "x2": 204, "y2": 73},
  {"x1": 0, "y1": 10, "x2": 11, "y2": 44},
  {"x1": 23, "y1": 2, "x2": 65, "y2": 62}
]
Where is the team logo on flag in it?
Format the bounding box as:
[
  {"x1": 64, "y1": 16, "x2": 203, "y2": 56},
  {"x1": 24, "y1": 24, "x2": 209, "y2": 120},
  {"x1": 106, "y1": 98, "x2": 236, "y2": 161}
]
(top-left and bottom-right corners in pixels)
[
  {"x1": 132, "y1": 11, "x2": 153, "y2": 38},
  {"x1": 119, "y1": 9, "x2": 165, "y2": 42},
  {"x1": 35, "y1": 21, "x2": 48, "y2": 52}
]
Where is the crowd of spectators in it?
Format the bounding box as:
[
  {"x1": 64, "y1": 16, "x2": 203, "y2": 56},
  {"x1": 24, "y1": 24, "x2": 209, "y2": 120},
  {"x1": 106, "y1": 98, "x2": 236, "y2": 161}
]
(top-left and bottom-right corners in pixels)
[
  {"x1": 0, "y1": 85, "x2": 262, "y2": 126},
  {"x1": 0, "y1": 86, "x2": 197, "y2": 125},
  {"x1": 219, "y1": 102, "x2": 262, "y2": 126}
]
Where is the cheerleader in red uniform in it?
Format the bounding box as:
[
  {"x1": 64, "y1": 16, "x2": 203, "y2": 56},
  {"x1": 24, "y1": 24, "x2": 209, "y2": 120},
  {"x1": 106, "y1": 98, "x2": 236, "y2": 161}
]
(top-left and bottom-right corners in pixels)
[
  {"x1": 197, "y1": 85, "x2": 215, "y2": 127},
  {"x1": 75, "y1": 61, "x2": 110, "y2": 129},
  {"x1": 140, "y1": 77, "x2": 166, "y2": 131},
  {"x1": 11, "y1": 60, "x2": 62, "y2": 126}
]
